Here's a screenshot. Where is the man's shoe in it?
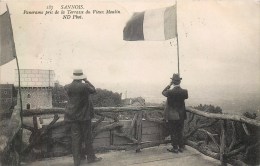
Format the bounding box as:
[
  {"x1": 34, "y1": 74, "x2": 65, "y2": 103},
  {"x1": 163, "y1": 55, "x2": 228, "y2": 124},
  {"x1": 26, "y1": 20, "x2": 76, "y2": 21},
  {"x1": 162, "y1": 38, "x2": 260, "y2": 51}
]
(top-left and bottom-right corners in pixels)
[
  {"x1": 88, "y1": 157, "x2": 102, "y2": 163},
  {"x1": 167, "y1": 148, "x2": 178, "y2": 153}
]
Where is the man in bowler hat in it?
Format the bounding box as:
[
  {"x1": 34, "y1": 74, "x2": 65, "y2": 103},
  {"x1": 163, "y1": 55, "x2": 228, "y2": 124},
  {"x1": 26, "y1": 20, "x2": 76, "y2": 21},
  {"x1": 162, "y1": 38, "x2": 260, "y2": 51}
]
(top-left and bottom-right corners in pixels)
[
  {"x1": 162, "y1": 73, "x2": 188, "y2": 153},
  {"x1": 64, "y1": 69, "x2": 102, "y2": 166}
]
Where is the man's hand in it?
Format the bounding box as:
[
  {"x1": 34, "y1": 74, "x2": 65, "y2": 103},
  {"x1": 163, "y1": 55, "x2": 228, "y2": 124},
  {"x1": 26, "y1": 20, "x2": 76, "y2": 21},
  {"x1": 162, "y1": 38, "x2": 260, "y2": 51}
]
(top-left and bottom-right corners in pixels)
[{"x1": 169, "y1": 81, "x2": 173, "y2": 87}]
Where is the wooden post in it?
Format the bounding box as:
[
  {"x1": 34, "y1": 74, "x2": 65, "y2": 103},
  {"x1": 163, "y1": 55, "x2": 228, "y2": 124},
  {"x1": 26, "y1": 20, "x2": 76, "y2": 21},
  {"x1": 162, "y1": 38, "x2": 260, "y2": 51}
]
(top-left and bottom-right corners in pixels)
[
  {"x1": 220, "y1": 120, "x2": 227, "y2": 166},
  {"x1": 32, "y1": 116, "x2": 38, "y2": 129},
  {"x1": 135, "y1": 111, "x2": 143, "y2": 153},
  {"x1": 228, "y1": 121, "x2": 236, "y2": 152},
  {"x1": 110, "y1": 121, "x2": 113, "y2": 146},
  {"x1": 129, "y1": 113, "x2": 138, "y2": 135}
]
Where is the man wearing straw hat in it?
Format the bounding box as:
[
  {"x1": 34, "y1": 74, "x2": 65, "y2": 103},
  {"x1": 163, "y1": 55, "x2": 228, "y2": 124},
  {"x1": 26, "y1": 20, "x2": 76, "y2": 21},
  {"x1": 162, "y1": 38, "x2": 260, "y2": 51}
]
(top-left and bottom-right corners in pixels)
[
  {"x1": 162, "y1": 73, "x2": 188, "y2": 153},
  {"x1": 64, "y1": 69, "x2": 102, "y2": 166}
]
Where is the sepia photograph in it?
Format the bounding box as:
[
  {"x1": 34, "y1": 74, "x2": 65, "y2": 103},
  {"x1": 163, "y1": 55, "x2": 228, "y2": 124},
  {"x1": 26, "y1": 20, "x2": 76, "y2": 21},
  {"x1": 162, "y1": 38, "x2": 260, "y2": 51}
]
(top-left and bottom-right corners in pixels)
[{"x1": 0, "y1": 0, "x2": 259, "y2": 165}]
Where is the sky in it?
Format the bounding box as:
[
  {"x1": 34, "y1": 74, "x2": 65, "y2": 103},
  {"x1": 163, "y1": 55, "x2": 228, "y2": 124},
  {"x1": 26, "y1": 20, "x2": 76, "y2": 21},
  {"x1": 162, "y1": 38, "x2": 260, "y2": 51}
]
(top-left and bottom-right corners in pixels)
[{"x1": 0, "y1": 0, "x2": 259, "y2": 111}]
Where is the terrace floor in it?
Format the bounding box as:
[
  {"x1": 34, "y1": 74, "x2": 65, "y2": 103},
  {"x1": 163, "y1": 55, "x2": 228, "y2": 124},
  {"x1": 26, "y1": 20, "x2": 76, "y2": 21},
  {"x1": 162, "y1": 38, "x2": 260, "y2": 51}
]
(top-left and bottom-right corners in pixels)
[{"x1": 23, "y1": 145, "x2": 221, "y2": 166}]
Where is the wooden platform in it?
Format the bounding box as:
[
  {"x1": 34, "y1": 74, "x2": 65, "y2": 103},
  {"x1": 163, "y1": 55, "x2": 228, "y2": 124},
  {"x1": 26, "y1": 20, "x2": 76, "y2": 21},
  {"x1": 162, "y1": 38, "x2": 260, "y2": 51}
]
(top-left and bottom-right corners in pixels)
[{"x1": 22, "y1": 145, "x2": 221, "y2": 166}]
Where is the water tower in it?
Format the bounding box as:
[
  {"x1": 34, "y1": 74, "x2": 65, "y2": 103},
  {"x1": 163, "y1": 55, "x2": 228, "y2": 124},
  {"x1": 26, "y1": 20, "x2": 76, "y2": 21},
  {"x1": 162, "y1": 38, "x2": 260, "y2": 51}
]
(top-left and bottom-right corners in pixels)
[{"x1": 14, "y1": 69, "x2": 55, "y2": 109}]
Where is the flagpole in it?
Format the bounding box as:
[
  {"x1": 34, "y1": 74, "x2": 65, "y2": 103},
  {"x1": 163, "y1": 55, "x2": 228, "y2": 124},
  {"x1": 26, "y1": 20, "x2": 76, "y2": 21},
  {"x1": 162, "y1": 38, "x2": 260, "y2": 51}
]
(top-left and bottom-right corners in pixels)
[
  {"x1": 7, "y1": 4, "x2": 23, "y2": 162},
  {"x1": 15, "y1": 56, "x2": 23, "y2": 130},
  {"x1": 6, "y1": 4, "x2": 23, "y2": 130},
  {"x1": 177, "y1": 34, "x2": 180, "y2": 76},
  {"x1": 176, "y1": 0, "x2": 180, "y2": 76},
  {"x1": 15, "y1": 55, "x2": 23, "y2": 162}
]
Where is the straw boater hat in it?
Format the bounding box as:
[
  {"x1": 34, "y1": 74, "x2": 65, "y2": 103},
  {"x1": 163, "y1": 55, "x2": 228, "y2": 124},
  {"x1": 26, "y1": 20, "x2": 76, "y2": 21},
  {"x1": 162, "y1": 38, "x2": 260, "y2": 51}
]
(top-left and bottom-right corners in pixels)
[
  {"x1": 71, "y1": 69, "x2": 86, "y2": 80},
  {"x1": 171, "y1": 73, "x2": 182, "y2": 81}
]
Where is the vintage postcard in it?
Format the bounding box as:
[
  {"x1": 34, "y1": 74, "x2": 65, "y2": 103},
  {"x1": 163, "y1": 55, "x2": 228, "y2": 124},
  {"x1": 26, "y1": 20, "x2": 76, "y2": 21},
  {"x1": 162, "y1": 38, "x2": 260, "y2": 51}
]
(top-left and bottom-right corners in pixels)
[{"x1": 0, "y1": 0, "x2": 259, "y2": 165}]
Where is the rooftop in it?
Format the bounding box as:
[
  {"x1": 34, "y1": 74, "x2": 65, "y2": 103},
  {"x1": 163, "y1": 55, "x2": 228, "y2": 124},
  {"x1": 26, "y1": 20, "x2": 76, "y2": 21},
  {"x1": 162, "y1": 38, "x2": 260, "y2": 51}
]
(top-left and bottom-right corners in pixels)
[{"x1": 15, "y1": 69, "x2": 55, "y2": 88}]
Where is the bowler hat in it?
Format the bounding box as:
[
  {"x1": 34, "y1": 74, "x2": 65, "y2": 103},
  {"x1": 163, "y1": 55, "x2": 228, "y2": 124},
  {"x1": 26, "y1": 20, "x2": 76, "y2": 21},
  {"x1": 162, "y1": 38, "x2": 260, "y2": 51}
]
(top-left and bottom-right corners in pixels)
[
  {"x1": 71, "y1": 69, "x2": 86, "y2": 80},
  {"x1": 171, "y1": 74, "x2": 182, "y2": 81}
]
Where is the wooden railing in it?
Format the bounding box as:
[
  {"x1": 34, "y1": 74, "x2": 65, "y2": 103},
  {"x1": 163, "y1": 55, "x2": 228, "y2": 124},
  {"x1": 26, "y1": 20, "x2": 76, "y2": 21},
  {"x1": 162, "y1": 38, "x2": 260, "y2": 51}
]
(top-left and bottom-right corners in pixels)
[
  {"x1": 185, "y1": 107, "x2": 260, "y2": 166},
  {"x1": 21, "y1": 106, "x2": 260, "y2": 166}
]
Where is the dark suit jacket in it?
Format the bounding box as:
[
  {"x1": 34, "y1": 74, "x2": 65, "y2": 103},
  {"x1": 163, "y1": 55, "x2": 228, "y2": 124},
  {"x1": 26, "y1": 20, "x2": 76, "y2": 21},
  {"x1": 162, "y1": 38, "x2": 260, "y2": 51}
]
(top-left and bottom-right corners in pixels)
[
  {"x1": 64, "y1": 80, "x2": 96, "y2": 121},
  {"x1": 162, "y1": 85, "x2": 188, "y2": 120}
]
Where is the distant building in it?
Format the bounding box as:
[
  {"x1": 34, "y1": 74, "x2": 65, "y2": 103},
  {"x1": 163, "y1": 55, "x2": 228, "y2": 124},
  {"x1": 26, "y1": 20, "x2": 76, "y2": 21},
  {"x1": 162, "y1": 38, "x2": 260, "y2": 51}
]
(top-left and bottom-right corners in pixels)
[
  {"x1": 0, "y1": 84, "x2": 17, "y2": 110},
  {"x1": 14, "y1": 69, "x2": 55, "y2": 110},
  {"x1": 122, "y1": 97, "x2": 145, "y2": 106}
]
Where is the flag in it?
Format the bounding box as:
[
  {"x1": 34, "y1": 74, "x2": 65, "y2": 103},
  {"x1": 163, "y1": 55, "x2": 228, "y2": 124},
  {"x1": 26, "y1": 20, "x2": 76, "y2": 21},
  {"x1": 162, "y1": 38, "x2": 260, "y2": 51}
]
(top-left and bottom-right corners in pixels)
[
  {"x1": 123, "y1": 5, "x2": 177, "y2": 41},
  {"x1": 0, "y1": 5, "x2": 16, "y2": 66},
  {"x1": 0, "y1": 5, "x2": 21, "y2": 163}
]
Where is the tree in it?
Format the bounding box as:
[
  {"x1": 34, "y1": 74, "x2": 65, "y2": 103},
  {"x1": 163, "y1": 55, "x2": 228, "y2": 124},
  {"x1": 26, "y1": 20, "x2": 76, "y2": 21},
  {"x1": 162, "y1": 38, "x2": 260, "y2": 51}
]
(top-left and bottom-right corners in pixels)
[
  {"x1": 187, "y1": 104, "x2": 222, "y2": 141},
  {"x1": 194, "y1": 104, "x2": 222, "y2": 114},
  {"x1": 52, "y1": 82, "x2": 68, "y2": 108},
  {"x1": 91, "y1": 88, "x2": 122, "y2": 107}
]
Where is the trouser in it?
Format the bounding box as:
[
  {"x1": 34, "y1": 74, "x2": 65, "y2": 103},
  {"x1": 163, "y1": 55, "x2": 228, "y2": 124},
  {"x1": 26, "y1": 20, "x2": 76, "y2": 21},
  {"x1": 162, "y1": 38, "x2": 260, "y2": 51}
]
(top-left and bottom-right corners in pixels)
[
  {"x1": 168, "y1": 120, "x2": 184, "y2": 148},
  {"x1": 70, "y1": 120, "x2": 95, "y2": 166}
]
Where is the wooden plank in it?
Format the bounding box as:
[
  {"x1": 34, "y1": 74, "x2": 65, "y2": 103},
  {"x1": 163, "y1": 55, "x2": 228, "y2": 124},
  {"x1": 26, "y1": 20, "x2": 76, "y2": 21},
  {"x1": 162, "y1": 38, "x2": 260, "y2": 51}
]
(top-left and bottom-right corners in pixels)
[
  {"x1": 142, "y1": 134, "x2": 162, "y2": 142},
  {"x1": 95, "y1": 121, "x2": 111, "y2": 128},
  {"x1": 95, "y1": 131, "x2": 110, "y2": 139},
  {"x1": 142, "y1": 126, "x2": 162, "y2": 135},
  {"x1": 118, "y1": 120, "x2": 132, "y2": 129},
  {"x1": 142, "y1": 120, "x2": 159, "y2": 128},
  {"x1": 112, "y1": 135, "x2": 132, "y2": 145},
  {"x1": 50, "y1": 122, "x2": 112, "y2": 139},
  {"x1": 187, "y1": 107, "x2": 260, "y2": 127},
  {"x1": 93, "y1": 121, "x2": 112, "y2": 139},
  {"x1": 21, "y1": 107, "x2": 260, "y2": 127},
  {"x1": 93, "y1": 137, "x2": 111, "y2": 148},
  {"x1": 115, "y1": 120, "x2": 133, "y2": 135}
]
